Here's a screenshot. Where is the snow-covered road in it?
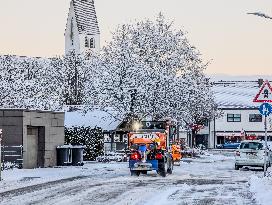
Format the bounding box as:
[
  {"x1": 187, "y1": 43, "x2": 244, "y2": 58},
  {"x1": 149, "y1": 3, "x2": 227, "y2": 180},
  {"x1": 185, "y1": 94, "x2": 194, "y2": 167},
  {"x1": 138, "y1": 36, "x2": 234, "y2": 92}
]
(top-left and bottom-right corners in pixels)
[{"x1": 0, "y1": 152, "x2": 266, "y2": 204}]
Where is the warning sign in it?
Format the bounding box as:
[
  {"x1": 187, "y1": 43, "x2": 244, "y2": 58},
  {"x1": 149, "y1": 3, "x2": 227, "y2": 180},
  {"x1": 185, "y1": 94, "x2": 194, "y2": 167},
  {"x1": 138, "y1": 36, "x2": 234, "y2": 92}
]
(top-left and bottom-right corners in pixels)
[{"x1": 253, "y1": 80, "x2": 272, "y2": 103}]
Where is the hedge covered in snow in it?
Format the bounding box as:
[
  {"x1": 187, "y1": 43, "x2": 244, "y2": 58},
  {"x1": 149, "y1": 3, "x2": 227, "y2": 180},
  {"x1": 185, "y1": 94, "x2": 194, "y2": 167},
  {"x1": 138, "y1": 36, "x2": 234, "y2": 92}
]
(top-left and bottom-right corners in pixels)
[{"x1": 65, "y1": 126, "x2": 104, "y2": 161}]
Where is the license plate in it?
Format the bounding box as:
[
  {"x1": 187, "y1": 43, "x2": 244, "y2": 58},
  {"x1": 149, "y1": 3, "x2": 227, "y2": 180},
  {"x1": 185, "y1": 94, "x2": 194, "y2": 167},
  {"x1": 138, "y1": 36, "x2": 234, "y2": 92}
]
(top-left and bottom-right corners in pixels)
[{"x1": 246, "y1": 153, "x2": 257, "y2": 158}]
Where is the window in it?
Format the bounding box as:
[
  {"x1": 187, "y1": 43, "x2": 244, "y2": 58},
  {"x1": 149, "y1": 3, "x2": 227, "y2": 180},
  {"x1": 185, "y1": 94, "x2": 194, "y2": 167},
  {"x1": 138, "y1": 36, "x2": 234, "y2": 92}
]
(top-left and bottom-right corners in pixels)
[
  {"x1": 249, "y1": 114, "x2": 262, "y2": 122},
  {"x1": 90, "y1": 38, "x2": 95, "y2": 48},
  {"x1": 240, "y1": 142, "x2": 263, "y2": 150},
  {"x1": 85, "y1": 36, "x2": 89, "y2": 48},
  {"x1": 227, "y1": 114, "x2": 241, "y2": 122}
]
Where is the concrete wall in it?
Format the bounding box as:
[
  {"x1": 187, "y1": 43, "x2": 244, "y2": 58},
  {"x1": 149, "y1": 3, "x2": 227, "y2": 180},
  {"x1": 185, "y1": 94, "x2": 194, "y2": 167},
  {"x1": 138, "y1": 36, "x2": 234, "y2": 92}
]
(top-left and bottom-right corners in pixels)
[
  {"x1": 23, "y1": 110, "x2": 65, "y2": 168},
  {"x1": 0, "y1": 110, "x2": 24, "y2": 146},
  {"x1": 0, "y1": 109, "x2": 64, "y2": 168}
]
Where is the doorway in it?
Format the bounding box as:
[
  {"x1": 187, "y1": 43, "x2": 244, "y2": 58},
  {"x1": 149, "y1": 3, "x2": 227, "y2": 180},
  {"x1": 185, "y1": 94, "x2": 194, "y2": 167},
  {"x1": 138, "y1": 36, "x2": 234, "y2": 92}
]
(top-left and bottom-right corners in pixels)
[{"x1": 26, "y1": 126, "x2": 45, "y2": 168}]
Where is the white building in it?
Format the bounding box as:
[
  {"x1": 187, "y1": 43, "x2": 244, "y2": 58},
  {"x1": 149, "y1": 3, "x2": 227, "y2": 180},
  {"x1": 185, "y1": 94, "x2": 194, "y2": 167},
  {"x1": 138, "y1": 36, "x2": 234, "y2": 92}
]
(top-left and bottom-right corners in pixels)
[
  {"x1": 198, "y1": 78, "x2": 272, "y2": 148},
  {"x1": 65, "y1": 0, "x2": 100, "y2": 55}
]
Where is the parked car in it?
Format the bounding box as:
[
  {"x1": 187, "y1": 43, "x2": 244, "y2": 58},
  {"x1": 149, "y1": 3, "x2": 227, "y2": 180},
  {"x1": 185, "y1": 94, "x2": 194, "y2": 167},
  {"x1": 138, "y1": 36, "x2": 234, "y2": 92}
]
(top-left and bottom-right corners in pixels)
[
  {"x1": 235, "y1": 140, "x2": 271, "y2": 170},
  {"x1": 216, "y1": 141, "x2": 240, "y2": 149}
]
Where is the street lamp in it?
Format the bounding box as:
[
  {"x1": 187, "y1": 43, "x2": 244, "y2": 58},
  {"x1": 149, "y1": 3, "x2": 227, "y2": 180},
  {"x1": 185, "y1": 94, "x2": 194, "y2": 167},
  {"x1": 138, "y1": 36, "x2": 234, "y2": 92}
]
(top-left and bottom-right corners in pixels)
[
  {"x1": 247, "y1": 12, "x2": 272, "y2": 20},
  {"x1": 247, "y1": 12, "x2": 272, "y2": 176},
  {"x1": 132, "y1": 121, "x2": 141, "y2": 131}
]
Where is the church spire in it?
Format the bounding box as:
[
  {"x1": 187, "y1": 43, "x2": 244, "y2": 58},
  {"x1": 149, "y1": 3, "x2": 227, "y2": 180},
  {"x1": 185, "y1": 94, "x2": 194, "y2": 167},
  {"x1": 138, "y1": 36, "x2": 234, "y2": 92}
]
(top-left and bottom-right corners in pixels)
[{"x1": 65, "y1": 0, "x2": 100, "y2": 55}]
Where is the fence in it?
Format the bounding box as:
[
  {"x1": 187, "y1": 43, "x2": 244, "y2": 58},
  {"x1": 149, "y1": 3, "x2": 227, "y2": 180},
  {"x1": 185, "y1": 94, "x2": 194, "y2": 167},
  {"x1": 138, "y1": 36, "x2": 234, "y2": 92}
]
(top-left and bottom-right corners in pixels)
[{"x1": 1, "y1": 145, "x2": 23, "y2": 170}]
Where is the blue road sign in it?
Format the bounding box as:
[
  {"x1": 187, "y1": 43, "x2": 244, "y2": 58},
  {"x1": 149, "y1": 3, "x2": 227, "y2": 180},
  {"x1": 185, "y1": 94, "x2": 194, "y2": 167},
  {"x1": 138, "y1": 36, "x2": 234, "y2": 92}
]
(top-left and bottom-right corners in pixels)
[{"x1": 259, "y1": 103, "x2": 272, "y2": 117}]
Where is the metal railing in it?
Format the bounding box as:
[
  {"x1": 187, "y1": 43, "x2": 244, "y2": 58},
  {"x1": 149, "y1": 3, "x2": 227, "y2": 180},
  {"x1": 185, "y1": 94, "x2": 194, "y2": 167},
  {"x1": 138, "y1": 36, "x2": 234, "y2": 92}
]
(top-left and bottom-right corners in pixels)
[{"x1": 1, "y1": 145, "x2": 23, "y2": 170}]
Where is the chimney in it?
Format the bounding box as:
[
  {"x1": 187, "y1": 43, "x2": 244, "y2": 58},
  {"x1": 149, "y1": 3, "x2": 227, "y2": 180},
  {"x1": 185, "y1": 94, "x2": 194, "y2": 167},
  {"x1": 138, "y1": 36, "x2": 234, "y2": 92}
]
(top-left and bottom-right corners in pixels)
[{"x1": 258, "y1": 79, "x2": 264, "y2": 88}]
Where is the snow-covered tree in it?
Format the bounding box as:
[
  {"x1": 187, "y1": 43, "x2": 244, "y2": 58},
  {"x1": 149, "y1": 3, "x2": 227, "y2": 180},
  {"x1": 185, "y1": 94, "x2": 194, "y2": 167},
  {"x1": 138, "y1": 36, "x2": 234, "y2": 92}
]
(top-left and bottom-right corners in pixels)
[
  {"x1": 85, "y1": 13, "x2": 218, "y2": 127},
  {"x1": 84, "y1": 24, "x2": 148, "y2": 122},
  {"x1": 0, "y1": 55, "x2": 25, "y2": 107},
  {"x1": 62, "y1": 50, "x2": 87, "y2": 105}
]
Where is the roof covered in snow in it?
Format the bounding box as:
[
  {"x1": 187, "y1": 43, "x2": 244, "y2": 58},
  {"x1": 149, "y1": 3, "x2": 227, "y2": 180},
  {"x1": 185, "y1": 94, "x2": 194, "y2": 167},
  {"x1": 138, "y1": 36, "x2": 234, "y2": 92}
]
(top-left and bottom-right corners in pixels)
[
  {"x1": 211, "y1": 76, "x2": 272, "y2": 109},
  {"x1": 72, "y1": 0, "x2": 100, "y2": 35},
  {"x1": 65, "y1": 110, "x2": 120, "y2": 131}
]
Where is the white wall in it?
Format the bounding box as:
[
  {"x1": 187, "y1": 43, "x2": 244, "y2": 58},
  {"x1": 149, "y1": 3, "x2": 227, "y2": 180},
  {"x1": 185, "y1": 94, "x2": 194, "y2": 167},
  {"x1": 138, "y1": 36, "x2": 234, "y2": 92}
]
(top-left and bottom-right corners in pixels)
[
  {"x1": 208, "y1": 108, "x2": 272, "y2": 148},
  {"x1": 65, "y1": 4, "x2": 80, "y2": 55},
  {"x1": 215, "y1": 109, "x2": 264, "y2": 132}
]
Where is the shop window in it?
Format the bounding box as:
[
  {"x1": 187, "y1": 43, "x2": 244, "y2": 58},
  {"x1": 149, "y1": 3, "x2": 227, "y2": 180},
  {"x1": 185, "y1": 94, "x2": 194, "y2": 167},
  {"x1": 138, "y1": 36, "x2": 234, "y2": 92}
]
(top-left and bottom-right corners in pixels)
[
  {"x1": 227, "y1": 114, "x2": 241, "y2": 122},
  {"x1": 249, "y1": 114, "x2": 262, "y2": 122}
]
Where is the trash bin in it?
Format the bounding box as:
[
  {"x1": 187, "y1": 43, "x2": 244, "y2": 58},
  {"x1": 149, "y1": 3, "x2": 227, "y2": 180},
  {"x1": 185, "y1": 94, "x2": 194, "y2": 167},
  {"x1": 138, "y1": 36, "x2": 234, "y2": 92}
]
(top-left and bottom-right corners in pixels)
[
  {"x1": 71, "y1": 145, "x2": 85, "y2": 166},
  {"x1": 56, "y1": 145, "x2": 72, "y2": 166}
]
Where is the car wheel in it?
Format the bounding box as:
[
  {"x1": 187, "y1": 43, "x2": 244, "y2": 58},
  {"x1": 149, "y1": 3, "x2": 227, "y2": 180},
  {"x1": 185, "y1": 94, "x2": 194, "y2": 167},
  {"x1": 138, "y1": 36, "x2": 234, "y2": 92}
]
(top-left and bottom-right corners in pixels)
[
  {"x1": 167, "y1": 159, "x2": 174, "y2": 174},
  {"x1": 235, "y1": 164, "x2": 240, "y2": 170},
  {"x1": 263, "y1": 165, "x2": 268, "y2": 171}
]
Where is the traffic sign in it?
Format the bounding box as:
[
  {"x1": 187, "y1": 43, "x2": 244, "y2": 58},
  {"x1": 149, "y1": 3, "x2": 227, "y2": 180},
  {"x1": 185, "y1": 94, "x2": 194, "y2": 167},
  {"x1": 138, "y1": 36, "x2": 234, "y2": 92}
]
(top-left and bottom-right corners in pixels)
[
  {"x1": 253, "y1": 80, "x2": 272, "y2": 102},
  {"x1": 259, "y1": 103, "x2": 272, "y2": 117}
]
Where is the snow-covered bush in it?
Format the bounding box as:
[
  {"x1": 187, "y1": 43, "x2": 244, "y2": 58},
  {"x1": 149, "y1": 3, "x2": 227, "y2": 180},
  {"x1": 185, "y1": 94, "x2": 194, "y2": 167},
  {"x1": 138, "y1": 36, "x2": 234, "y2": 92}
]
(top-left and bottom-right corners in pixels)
[{"x1": 65, "y1": 126, "x2": 104, "y2": 161}]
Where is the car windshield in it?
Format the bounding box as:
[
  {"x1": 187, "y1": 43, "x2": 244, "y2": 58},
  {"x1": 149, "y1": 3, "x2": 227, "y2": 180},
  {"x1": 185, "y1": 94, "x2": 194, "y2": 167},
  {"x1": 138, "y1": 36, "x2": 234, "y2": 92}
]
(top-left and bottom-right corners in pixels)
[{"x1": 240, "y1": 142, "x2": 263, "y2": 150}]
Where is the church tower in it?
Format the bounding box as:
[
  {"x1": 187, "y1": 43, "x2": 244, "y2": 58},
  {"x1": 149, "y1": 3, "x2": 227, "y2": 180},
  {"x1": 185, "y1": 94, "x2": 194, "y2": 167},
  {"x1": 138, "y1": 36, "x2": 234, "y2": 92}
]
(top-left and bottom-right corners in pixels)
[{"x1": 65, "y1": 0, "x2": 100, "y2": 55}]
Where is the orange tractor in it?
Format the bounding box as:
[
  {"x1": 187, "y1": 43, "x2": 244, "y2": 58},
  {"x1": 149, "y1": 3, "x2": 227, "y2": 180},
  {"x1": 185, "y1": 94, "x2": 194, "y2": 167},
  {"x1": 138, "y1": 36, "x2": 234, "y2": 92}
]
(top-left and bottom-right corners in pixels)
[{"x1": 128, "y1": 131, "x2": 173, "y2": 177}]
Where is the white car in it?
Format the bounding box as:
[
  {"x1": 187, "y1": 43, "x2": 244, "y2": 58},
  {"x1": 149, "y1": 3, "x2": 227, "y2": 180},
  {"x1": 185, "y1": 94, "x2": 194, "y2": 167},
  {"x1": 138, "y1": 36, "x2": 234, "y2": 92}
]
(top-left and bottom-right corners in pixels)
[{"x1": 235, "y1": 140, "x2": 271, "y2": 170}]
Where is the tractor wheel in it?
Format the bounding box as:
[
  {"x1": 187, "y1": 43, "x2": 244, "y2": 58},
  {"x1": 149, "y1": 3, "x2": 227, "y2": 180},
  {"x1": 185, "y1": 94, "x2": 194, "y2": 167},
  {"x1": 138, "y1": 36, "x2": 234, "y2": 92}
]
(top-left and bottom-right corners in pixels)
[
  {"x1": 141, "y1": 171, "x2": 147, "y2": 175},
  {"x1": 131, "y1": 170, "x2": 140, "y2": 176},
  {"x1": 158, "y1": 161, "x2": 167, "y2": 177}
]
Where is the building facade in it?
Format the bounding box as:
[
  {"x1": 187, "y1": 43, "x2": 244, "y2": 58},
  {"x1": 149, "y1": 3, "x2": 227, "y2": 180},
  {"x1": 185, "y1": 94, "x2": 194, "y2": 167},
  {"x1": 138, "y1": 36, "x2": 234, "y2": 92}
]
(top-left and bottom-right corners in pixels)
[
  {"x1": 0, "y1": 109, "x2": 65, "y2": 168},
  {"x1": 193, "y1": 78, "x2": 272, "y2": 148},
  {"x1": 65, "y1": 0, "x2": 100, "y2": 55},
  {"x1": 208, "y1": 108, "x2": 272, "y2": 148}
]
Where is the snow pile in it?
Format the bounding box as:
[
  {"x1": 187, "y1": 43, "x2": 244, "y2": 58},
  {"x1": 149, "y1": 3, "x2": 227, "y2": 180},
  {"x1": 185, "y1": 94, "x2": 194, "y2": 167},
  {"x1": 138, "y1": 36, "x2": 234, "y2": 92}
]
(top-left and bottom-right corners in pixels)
[
  {"x1": 249, "y1": 175, "x2": 272, "y2": 205},
  {"x1": 182, "y1": 150, "x2": 234, "y2": 163},
  {"x1": 198, "y1": 152, "x2": 234, "y2": 163}
]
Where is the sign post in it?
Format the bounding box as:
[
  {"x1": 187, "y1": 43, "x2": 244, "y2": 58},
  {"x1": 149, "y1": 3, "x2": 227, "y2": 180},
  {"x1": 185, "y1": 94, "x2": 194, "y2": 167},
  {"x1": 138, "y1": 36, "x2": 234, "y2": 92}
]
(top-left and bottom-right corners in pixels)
[
  {"x1": 254, "y1": 80, "x2": 272, "y2": 177},
  {"x1": 258, "y1": 103, "x2": 272, "y2": 177}
]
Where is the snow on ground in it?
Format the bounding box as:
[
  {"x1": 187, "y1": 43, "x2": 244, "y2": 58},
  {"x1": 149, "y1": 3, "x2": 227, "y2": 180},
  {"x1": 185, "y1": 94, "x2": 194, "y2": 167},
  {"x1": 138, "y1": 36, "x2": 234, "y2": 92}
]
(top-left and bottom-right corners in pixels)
[
  {"x1": 0, "y1": 162, "x2": 128, "y2": 193},
  {"x1": 250, "y1": 175, "x2": 272, "y2": 205},
  {"x1": 0, "y1": 151, "x2": 269, "y2": 205}
]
